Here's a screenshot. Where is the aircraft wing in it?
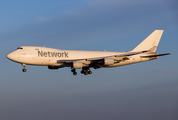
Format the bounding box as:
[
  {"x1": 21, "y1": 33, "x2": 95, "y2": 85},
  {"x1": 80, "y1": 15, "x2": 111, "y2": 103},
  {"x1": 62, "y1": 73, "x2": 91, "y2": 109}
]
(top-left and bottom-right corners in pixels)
[{"x1": 57, "y1": 50, "x2": 147, "y2": 63}]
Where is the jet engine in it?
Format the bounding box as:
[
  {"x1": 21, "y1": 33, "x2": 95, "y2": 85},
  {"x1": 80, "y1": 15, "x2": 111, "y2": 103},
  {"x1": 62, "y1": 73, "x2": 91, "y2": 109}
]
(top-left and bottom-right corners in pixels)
[
  {"x1": 104, "y1": 58, "x2": 115, "y2": 65},
  {"x1": 72, "y1": 62, "x2": 85, "y2": 69}
]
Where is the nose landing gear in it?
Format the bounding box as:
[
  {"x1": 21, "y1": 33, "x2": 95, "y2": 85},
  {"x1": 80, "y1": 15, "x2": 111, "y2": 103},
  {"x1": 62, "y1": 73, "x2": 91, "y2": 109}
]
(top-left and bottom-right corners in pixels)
[{"x1": 22, "y1": 64, "x2": 27, "y2": 72}]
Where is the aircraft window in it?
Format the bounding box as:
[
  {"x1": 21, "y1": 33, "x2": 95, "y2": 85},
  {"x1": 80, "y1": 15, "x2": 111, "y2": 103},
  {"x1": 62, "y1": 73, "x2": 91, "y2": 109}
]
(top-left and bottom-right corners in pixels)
[{"x1": 17, "y1": 47, "x2": 23, "y2": 49}]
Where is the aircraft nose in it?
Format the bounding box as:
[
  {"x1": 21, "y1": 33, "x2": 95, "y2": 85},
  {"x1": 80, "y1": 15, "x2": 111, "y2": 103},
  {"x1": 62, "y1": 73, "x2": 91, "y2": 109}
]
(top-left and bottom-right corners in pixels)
[
  {"x1": 7, "y1": 52, "x2": 18, "y2": 61},
  {"x1": 7, "y1": 53, "x2": 13, "y2": 60}
]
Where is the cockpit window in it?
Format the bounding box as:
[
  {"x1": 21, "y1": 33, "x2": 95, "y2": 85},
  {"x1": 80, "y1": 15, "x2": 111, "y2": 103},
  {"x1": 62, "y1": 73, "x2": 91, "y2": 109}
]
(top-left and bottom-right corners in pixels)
[{"x1": 17, "y1": 47, "x2": 23, "y2": 49}]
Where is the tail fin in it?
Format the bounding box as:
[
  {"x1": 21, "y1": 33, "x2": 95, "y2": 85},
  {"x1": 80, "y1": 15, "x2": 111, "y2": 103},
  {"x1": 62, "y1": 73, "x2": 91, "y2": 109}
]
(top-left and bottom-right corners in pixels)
[{"x1": 131, "y1": 30, "x2": 164, "y2": 52}]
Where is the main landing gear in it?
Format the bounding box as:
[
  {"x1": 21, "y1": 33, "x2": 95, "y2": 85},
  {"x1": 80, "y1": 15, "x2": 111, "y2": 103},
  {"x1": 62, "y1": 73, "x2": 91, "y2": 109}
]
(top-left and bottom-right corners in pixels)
[
  {"x1": 71, "y1": 69, "x2": 77, "y2": 75},
  {"x1": 71, "y1": 68, "x2": 92, "y2": 75},
  {"x1": 81, "y1": 68, "x2": 92, "y2": 75},
  {"x1": 22, "y1": 64, "x2": 27, "y2": 72}
]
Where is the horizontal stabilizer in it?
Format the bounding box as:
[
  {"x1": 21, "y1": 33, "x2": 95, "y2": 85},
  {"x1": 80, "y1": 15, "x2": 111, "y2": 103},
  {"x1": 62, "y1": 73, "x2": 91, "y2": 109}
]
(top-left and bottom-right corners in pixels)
[{"x1": 141, "y1": 53, "x2": 172, "y2": 58}]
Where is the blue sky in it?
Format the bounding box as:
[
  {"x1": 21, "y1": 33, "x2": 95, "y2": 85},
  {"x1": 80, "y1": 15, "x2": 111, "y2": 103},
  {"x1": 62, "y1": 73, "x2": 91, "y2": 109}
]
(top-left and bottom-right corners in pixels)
[{"x1": 0, "y1": 0, "x2": 178, "y2": 120}]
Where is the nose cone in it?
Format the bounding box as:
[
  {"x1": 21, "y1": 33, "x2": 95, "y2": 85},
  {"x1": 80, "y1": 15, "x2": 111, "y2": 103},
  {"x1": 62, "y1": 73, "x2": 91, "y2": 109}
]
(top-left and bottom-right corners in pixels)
[
  {"x1": 7, "y1": 53, "x2": 13, "y2": 60},
  {"x1": 7, "y1": 52, "x2": 18, "y2": 62}
]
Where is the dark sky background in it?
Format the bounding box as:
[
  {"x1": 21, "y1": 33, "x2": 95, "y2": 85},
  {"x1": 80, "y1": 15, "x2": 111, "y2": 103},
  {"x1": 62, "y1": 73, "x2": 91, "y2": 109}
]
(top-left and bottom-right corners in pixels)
[{"x1": 0, "y1": 0, "x2": 178, "y2": 120}]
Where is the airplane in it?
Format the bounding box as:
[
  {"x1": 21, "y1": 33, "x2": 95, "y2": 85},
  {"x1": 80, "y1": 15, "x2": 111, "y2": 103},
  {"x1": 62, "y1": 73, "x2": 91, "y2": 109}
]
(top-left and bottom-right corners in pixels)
[{"x1": 7, "y1": 30, "x2": 171, "y2": 75}]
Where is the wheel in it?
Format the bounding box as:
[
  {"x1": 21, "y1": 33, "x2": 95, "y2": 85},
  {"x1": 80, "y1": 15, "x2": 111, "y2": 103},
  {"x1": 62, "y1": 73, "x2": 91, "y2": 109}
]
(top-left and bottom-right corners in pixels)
[
  {"x1": 88, "y1": 71, "x2": 92, "y2": 74},
  {"x1": 73, "y1": 72, "x2": 77, "y2": 75},
  {"x1": 71, "y1": 69, "x2": 75, "y2": 72},
  {"x1": 22, "y1": 69, "x2": 27, "y2": 72},
  {"x1": 84, "y1": 71, "x2": 88, "y2": 75},
  {"x1": 81, "y1": 70, "x2": 84, "y2": 74}
]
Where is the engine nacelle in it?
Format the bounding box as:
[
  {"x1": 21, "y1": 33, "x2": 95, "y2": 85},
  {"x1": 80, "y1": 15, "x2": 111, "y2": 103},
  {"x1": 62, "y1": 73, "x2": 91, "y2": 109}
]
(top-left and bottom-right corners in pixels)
[
  {"x1": 104, "y1": 58, "x2": 114, "y2": 65},
  {"x1": 72, "y1": 62, "x2": 84, "y2": 69}
]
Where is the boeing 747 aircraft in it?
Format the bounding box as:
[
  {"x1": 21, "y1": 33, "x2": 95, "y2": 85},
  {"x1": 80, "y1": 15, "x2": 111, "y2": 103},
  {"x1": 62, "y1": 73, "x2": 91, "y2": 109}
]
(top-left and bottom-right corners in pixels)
[{"x1": 7, "y1": 30, "x2": 171, "y2": 75}]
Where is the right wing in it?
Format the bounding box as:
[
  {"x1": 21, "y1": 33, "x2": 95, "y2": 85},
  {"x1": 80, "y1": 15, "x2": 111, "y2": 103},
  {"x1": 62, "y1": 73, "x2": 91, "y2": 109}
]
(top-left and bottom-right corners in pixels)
[
  {"x1": 53, "y1": 50, "x2": 148, "y2": 68},
  {"x1": 57, "y1": 50, "x2": 148, "y2": 63}
]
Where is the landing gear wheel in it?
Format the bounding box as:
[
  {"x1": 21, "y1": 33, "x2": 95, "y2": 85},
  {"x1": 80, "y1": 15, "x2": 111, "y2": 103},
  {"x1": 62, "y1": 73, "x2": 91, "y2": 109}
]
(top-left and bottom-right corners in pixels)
[
  {"x1": 73, "y1": 72, "x2": 77, "y2": 75},
  {"x1": 71, "y1": 69, "x2": 77, "y2": 75},
  {"x1": 81, "y1": 70, "x2": 84, "y2": 74},
  {"x1": 71, "y1": 69, "x2": 75, "y2": 72},
  {"x1": 81, "y1": 67, "x2": 92, "y2": 75},
  {"x1": 88, "y1": 71, "x2": 92, "y2": 74},
  {"x1": 22, "y1": 69, "x2": 27, "y2": 72},
  {"x1": 84, "y1": 71, "x2": 88, "y2": 75}
]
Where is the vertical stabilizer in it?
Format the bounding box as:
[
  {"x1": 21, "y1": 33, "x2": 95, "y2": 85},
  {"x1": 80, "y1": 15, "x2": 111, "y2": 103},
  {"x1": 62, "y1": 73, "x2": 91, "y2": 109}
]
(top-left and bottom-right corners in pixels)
[{"x1": 131, "y1": 30, "x2": 164, "y2": 52}]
